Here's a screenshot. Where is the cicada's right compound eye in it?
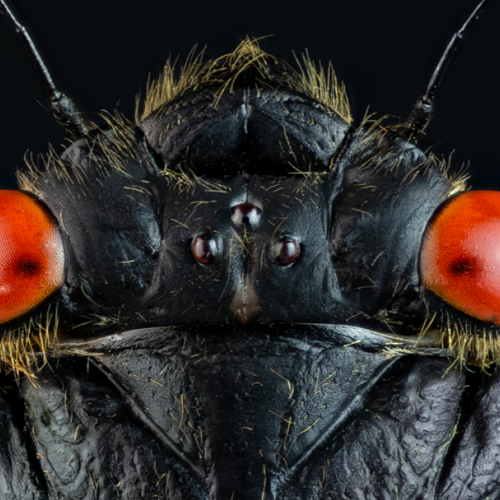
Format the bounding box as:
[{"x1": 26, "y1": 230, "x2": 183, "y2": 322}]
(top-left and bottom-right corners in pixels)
[
  {"x1": 420, "y1": 191, "x2": 500, "y2": 325},
  {"x1": 0, "y1": 191, "x2": 65, "y2": 324}
]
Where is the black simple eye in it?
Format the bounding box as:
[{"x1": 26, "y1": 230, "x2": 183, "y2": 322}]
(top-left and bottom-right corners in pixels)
[
  {"x1": 191, "y1": 235, "x2": 217, "y2": 264},
  {"x1": 273, "y1": 238, "x2": 300, "y2": 266}
]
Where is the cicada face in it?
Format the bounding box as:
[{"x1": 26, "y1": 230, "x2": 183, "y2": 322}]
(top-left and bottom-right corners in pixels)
[{"x1": 1, "y1": 2, "x2": 500, "y2": 499}]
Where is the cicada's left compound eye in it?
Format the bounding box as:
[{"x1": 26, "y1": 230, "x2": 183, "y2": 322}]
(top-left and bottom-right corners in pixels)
[
  {"x1": 0, "y1": 191, "x2": 65, "y2": 324},
  {"x1": 420, "y1": 191, "x2": 500, "y2": 324}
]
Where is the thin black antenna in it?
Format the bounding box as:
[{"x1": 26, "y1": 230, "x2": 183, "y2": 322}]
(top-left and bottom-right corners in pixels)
[
  {"x1": 404, "y1": 0, "x2": 491, "y2": 141},
  {"x1": 0, "y1": 0, "x2": 89, "y2": 137}
]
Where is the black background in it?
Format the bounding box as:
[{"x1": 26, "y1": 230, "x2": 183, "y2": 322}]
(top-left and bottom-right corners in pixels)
[{"x1": 0, "y1": 0, "x2": 499, "y2": 190}]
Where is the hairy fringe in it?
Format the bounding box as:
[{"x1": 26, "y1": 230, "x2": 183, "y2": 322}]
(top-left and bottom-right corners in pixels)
[
  {"x1": 344, "y1": 118, "x2": 469, "y2": 206},
  {"x1": 0, "y1": 308, "x2": 59, "y2": 384},
  {"x1": 441, "y1": 313, "x2": 500, "y2": 370},
  {"x1": 17, "y1": 112, "x2": 142, "y2": 196},
  {"x1": 434, "y1": 153, "x2": 470, "y2": 198},
  {"x1": 136, "y1": 37, "x2": 351, "y2": 125}
]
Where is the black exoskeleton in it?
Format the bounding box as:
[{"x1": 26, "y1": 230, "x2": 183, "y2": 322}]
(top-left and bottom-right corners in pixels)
[{"x1": 0, "y1": 1, "x2": 499, "y2": 499}]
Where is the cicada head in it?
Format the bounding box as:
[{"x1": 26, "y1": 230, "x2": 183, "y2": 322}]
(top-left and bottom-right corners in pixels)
[{"x1": 0, "y1": 3, "x2": 498, "y2": 381}]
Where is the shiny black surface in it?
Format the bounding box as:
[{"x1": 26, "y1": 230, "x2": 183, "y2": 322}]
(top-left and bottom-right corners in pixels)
[{"x1": 1, "y1": 1, "x2": 500, "y2": 498}]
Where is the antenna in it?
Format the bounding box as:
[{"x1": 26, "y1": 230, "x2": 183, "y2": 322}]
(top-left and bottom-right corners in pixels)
[
  {"x1": 0, "y1": 0, "x2": 89, "y2": 137},
  {"x1": 404, "y1": 0, "x2": 491, "y2": 141}
]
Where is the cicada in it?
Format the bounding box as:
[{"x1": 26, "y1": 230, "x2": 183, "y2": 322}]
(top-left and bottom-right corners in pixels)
[{"x1": 0, "y1": 1, "x2": 499, "y2": 499}]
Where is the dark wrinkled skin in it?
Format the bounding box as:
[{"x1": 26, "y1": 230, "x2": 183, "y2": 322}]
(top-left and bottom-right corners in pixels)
[
  {"x1": 0, "y1": 53, "x2": 498, "y2": 499},
  {"x1": 2, "y1": 328, "x2": 498, "y2": 499}
]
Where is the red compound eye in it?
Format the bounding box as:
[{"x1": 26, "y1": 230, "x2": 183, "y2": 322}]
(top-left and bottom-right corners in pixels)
[
  {"x1": 0, "y1": 191, "x2": 65, "y2": 324},
  {"x1": 420, "y1": 191, "x2": 500, "y2": 325}
]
